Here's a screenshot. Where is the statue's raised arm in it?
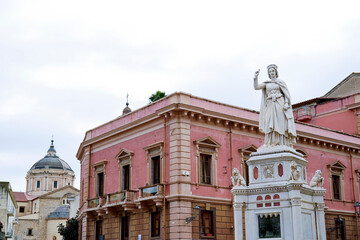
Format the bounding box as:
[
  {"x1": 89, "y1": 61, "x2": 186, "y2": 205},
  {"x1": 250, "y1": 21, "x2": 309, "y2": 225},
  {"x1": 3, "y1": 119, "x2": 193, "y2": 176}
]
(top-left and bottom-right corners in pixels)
[
  {"x1": 255, "y1": 64, "x2": 297, "y2": 149},
  {"x1": 253, "y1": 69, "x2": 265, "y2": 90}
]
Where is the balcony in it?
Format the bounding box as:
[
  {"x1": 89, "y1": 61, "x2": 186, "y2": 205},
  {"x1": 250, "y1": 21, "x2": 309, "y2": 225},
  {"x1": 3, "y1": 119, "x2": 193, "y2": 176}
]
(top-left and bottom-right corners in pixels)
[
  {"x1": 137, "y1": 184, "x2": 164, "y2": 207},
  {"x1": 7, "y1": 206, "x2": 15, "y2": 216},
  {"x1": 87, "y1": 196, "x2": 106, "y2": 209},
  {"x1": 295, "y1": 107, "x2": 312, "y2": 122},
  {"x1": 104, "y1": 190, "x2": 137, "y2": 212}
]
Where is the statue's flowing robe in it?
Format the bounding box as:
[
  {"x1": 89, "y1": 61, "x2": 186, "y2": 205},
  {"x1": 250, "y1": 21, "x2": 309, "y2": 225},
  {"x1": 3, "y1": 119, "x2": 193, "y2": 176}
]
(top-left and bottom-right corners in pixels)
[{"x1": 259, "y1": 79, "x2": 296, "y2": 145}]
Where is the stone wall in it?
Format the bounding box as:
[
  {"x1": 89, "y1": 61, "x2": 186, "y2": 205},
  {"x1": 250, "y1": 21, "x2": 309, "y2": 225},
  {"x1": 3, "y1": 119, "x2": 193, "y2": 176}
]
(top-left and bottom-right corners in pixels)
[
  {"x1": 191, "y1": 202, "x2": 233, "y2": 240},
  {"x1": 15, "y1": 219, "x2": 38, "y2": 240},
  {"x1": 325, "y1": 212, "x2": 358, "y2": 240}
]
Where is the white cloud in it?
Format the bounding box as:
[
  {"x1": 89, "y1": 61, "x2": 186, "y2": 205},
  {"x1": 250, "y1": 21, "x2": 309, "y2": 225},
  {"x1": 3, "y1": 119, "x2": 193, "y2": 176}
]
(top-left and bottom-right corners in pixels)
[
  {"x1": 0, "y1": 95, "x2": 38, "y2": 116},
  {"x1": 1, "y1": 0, "x2": 360, "y2": 192}
]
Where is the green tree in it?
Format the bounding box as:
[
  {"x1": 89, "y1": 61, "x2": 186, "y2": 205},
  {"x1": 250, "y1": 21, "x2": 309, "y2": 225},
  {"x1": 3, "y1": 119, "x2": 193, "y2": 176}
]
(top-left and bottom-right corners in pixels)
[
  {"x1": 58, "y1": 217, "x2": 78, "y2": 240},
  {"x1": 149, "y1": 91, "x2": 166, "y2": 103}
]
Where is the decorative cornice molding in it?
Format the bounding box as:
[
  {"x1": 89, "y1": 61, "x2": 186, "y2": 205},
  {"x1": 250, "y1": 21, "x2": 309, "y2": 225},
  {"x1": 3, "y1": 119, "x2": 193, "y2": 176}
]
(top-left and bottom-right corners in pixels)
[{"x1": 77, "y1": 102, "x2": 360, "y2": 160}]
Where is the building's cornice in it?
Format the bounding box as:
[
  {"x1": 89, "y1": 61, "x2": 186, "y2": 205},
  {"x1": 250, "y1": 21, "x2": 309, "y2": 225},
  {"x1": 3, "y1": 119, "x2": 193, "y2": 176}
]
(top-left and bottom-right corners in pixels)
[{"x1": 77, "y1": 96, "x2": 360, "y2": 160}]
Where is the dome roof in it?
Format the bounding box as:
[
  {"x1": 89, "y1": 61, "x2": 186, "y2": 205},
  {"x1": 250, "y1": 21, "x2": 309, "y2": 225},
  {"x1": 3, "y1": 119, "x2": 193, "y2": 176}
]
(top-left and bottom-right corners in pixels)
[
  {"x1": 30, "y1": 140, "x2": 73, "y2": 172},
  {"x1": 48, "y1": 205, "x2": 70, "y2": 219},
  {"x1": 122, "y1": 102, "x2": 131, "y2": 115}
]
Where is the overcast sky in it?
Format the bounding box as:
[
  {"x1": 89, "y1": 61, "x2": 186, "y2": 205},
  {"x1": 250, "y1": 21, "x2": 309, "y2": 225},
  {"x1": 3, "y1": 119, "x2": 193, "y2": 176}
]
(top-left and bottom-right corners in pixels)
[{"x1": 1, "y1": 0, "x2": 359, "y2": 192}]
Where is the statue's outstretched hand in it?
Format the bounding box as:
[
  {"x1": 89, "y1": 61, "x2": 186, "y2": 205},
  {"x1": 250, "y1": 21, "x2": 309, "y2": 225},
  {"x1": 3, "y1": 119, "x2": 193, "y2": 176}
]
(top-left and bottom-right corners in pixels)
[{"x1": 254, "y1": 69, "x2": 260, "y2": 80}]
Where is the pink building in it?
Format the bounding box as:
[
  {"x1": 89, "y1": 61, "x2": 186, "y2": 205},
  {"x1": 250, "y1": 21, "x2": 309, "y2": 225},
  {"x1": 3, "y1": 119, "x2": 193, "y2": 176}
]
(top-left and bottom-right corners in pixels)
[
  {"x1": 294, "y1": 73, "x2": 360, "y2": 136},
  {"x1": 78, "y1": 85, "x2": 360, "y2": 239}
]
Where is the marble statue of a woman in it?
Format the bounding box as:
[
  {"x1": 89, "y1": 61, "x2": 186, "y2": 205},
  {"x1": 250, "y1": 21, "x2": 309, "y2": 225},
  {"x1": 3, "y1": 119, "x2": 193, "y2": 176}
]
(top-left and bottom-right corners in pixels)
[{"x1": 254, "y1": 64, "x2": 297, "y2": 148}]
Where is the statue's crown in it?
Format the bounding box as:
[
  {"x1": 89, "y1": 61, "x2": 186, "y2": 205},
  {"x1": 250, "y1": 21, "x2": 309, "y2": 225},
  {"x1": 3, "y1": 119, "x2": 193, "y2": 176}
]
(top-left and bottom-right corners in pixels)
[{"x1": 267, "y1": 64, "x2": 278, "y2": 70}]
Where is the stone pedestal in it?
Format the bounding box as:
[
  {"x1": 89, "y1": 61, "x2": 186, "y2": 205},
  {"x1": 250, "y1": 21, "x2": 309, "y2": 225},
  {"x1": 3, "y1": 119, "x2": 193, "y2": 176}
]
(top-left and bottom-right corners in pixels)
[{"x1": 232, "y1": 148, "x2": 326, "y2": 240}]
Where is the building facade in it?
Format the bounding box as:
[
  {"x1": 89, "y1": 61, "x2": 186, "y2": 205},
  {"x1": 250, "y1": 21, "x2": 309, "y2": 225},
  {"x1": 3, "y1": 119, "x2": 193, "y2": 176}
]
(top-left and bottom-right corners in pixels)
[
  {"x1": 0, "y1": 182, "x2": 17, "y2": 240},
  {"x1": 78, "y1": 89, "x2": 360, "y2": 239},
  {"x1": 13, "y1": 141, "x2": 79, "y2": 240}
]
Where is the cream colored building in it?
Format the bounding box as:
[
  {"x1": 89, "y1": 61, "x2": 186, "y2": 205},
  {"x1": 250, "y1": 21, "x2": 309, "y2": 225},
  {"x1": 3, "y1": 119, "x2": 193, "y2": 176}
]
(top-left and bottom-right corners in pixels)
[
  {"x1": 13, "y1": 141, "x2": 79, "y2": 240},
  {"x1": 0, "y1": 182, "x2": 17, "y2": 240}
]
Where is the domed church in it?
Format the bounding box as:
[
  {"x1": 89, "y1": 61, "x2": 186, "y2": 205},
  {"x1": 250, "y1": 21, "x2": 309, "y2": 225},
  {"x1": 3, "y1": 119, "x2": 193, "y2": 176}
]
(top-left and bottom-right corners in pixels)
[
  {"x1": 26, "y1": 140, "x2": 75, "y2": 195},
  {"x1": 13, "y1": 140, "x2": 79, "y2": 240}
]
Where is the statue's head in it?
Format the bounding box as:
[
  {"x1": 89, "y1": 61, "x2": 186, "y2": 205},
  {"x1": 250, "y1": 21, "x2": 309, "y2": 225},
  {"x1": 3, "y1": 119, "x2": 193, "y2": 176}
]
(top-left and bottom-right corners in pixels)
[
  {"x1": 232, "y1": 168, "x2": 239, "y2": 176},
  {"x1": 267, "y1": 64, "x2": 278, "y2": 79},
  {"x1": 315, "y1": 170, "x2": 322, "y2": 176}
]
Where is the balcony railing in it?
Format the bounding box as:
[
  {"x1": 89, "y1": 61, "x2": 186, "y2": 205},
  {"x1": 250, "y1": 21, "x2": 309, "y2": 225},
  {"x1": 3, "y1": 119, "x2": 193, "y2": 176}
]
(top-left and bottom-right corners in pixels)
[
  {"x1": 107, "y1": 190, "x2": 137, "y2": 205},
  {"x1": 139, "y1": 184, "x2": 164, "y2": 198},
  {"x1": 87, "y1": 196, "x2": 106, "y2": 208}
]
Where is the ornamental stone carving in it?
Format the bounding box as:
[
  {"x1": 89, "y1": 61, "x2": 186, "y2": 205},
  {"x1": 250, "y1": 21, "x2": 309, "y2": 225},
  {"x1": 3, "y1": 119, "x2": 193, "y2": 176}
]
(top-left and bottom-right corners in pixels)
[
  {"x1": 289, "y1": 161, "x2": 300, "y2": 180},
  {"x1": 231, "y1": 168, "x2": 246, "y2": 187},
  {"x1": 233, "y1": 202, "x2": 243, "y2": 210},
  {"x1": 309, "y1": 170, "x2": 324, "y2": 187},
  {"x1": 263, "y1": 164, "x2": 274, "y2": 178}
]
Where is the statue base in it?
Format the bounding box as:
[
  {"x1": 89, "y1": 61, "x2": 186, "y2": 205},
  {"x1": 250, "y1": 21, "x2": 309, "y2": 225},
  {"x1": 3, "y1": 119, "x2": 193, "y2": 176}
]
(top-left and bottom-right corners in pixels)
[{"x1": 232, "y1": 148, "x2": 326, "y2": 240}]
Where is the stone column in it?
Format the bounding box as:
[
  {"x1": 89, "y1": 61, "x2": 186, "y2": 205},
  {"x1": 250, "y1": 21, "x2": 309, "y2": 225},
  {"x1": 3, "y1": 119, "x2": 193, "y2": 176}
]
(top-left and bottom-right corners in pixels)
[
  {"x1": 81, "y1": 216, "x2": 88, "y2": 240},
  {"x1": 168, "y1": 113, "x2": 192, "y2": 239},
  {"x1": 233, "y1": 202, "x2": 243, "y2": 240},
  {"x1": 315, "y1": 202, "x2": 326, "y2": 240},
  {"x1": 290, "y1": 196, "x2": 302, "y2": 240}
]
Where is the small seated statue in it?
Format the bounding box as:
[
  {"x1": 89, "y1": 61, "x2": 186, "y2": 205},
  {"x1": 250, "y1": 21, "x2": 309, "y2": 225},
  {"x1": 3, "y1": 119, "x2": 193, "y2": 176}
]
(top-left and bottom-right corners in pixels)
[
  {"x1": 231, "y1": 168, "x2": 246, "y2": 187},
  {"x1": 309, "y1": 170, "x2": 324, "y2": 187},
  {"x1": 289, "y1": 161, "x2": 300, "y2": 181}
]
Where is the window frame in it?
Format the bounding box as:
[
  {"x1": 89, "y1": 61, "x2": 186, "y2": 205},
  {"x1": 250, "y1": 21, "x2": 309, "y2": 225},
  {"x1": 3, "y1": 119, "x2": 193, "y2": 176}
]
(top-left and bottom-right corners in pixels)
[
  {"x1": 328, "y1": 161, "x2": 346, "y2": 201},
  {"x1": 95, "y1": 218, "x2": 104, "y2": 240},
  {"x1": 199, "y1": 207, "x2": 216, "y2": 238},
  {"x1": 116, "y1": 149, "x2": 134, "y2": 191},
  {"x1": 27, "y1": 228, "x2": 33, "y2": 236},
  {"x1": 239, "y1": 145, "x2": 257, "y2": 185},
  {"x1": 334, "y1": 217, "x2": 346, "y2": 240},
  {"x1": 194, "y1": 137, "x2": 221, "y2": 187},
  {"x1": 144, "y1": 142, "x2": 164, "y2": 186},
  {"x1": 53, "y1": 180, "x2": 58, "y2": 189},
  {"x1": 19, "y1": 206, "x2": 25, "y2": 213},
  {"x1": 150, "y1": 208, "x2": 161, "y2": 239},
  {"x1": 120, "y1": 213, "x2": 130, "y2": 240},
  {"x1": 92, "y1": 160, "x2": 108, "y2": 198}
]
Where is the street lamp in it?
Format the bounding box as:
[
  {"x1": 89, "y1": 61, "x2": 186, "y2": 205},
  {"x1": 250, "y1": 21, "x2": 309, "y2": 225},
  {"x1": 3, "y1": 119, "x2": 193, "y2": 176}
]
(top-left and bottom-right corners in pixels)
[
  {"x1": 354, "y1": 201, "x2": 360, "y2": 217},
  {"x1": 185, "y1": 205, "x2": 200, "y2": 224}
]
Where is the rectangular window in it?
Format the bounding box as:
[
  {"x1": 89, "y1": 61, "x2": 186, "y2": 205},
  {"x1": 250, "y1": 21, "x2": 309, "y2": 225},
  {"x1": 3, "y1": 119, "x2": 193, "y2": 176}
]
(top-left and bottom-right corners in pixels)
[
  {"x1": 97, "y1": 172, "x2": 104, "y2": 197},
  {"x1": 121, "y1": 214, "x2": 130, "y2": 240},
  {"x1": 200, "y1": 210, "x2": 215, "y2": 237},
  {"x1": 335, "y1": 218, "x2": 345, "y2": 240},
  {"x1": 258, "y1": 215, "x2": 281, "y2": 238},
  {"x1": 200, "y1": 154, "x2": 212, "y2": 184},
  {"x1": 37, "y1": 181, "x2": 40, "y2": 188},
  {"x1": 54, "y1": 181, "x2": 58, "y2": 188},
  {"x1": 123, "y1": 165, "x2": 130, "y2": 190},
  {"x1": 27, "y1": 228, "x2": 33, "y2": 236},
  {"x1": 151, "y1": 210, "x2": 161, "y2": 238},
  {"x1": 332, "y1": 175, "x2": 341, "y2": 200},
  {"x1": 151, "y1": 156, "x2": 161, "y2": 185},
  {"x1": 95, "y1": 219, "x2": 103, "y2": 240},
  {"x1": 19, "y1": 206, "x2": 25, "y2": 213}
]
